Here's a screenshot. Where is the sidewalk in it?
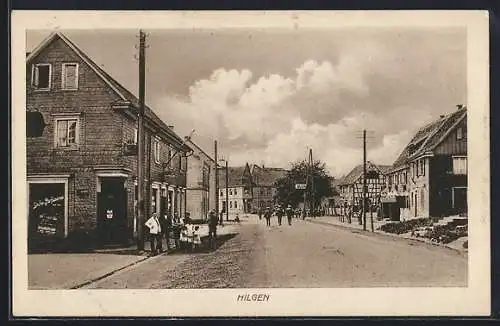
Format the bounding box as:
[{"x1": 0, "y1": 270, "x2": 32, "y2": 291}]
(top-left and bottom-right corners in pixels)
[
  {"x1": 28, "y1": 222, "x2": 241, "y2": 289},
  {"x1": 305, "y1": 215, "x2": 468, "y2": 254}
]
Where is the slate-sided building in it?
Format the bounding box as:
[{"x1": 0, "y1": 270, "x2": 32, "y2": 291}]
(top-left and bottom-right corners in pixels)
[{"x1": 26, "y1": 32, "x2": 191, "y2": 251}]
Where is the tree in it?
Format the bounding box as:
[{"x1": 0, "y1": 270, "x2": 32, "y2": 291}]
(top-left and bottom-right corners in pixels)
[{"x1": 273, "y1": 159, "x2": 334, "y2": 209}]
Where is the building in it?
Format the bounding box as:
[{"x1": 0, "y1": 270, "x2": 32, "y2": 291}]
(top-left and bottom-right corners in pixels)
[
  {"x1": 337, "y1": 162, "x2": 391, "y2": 219},
  {"x1": 380, "y1": 105, "x2": 467, "y2": 221},
  {"x1": 250, "y1": 165, "x2": 287, "y2": 212},
  {"x1": 218, "y1": 163, "x2": 253, "y2": 216},
  {"x1": 319, "y1": 178, "x2": 341, "y2": 216},
  {"x1": 185, "y1": 139, "x2": 216, "y2": 221},
  {"x1": 26, "y1": 32, "x2": 191, "y2": 251}
]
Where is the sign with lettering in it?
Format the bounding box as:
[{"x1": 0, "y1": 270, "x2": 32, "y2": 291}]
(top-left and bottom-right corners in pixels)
[
  {"x1": 295, "y1": 183, "x2": 307, "y2": 190},
  {"x1": 106, "y1": 209, "x2": 113, "y2": 219}
]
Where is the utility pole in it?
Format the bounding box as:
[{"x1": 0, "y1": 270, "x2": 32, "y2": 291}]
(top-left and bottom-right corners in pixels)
[
  {"x1": 362, "y1": 129, "x2": 367, "y2": 231},
  {"x1": 309, "y1": 148, "x2": 315, "y2": 218},
  {"x1": 215, "y1": 141, "x2": 221, "y2": 225},
  {"x1": 225, "y1": 159, "x2": 229, "y2": 222},
  {"x1": 136, "y1": 30, "x2": 146, "y2": 250}
]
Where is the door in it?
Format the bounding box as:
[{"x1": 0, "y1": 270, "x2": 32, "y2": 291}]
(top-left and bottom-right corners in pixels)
[
  {"x1": 453, "y1": 187, "x2": 467, "y2": 215},
  {"x1": 414, "y1": 193, "x2": 418, "y2": 217},
  {"x1": 97, "y1": 177, "x2": 128, "y2": 245}
]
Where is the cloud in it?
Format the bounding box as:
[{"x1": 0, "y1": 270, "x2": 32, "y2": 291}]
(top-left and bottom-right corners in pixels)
[{"x1": 153, "y1": 45, "x2": 452, "y2": 177}]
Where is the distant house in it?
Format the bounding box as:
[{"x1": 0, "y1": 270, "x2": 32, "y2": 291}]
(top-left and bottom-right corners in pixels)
[
  {"x1": 319, "y1": 177, "x2": 341, "y2": 216},
  {"x1": 250, "y1": 165, "x2": 287, "y2": 212},
  {"x1": 26, "y1": 32, "x2": 191, "y2": 251},
  {"x1": 185, "y1": 139, "x2": 216, "y2": 221},
  {"x1": 381, "y1": 105, "x2": 467, "y2": 220},
  {"x1": 337, "y1": 162, "x2": 391, "y2": 218},
  {"x1": 218, "y1": 163, "x2": 253, "y2": 215}
]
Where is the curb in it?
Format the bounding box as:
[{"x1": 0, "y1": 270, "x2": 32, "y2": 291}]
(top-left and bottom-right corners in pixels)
[
  {"x1": 305, "y1": 218, "x2": 467, "y2": 256},
  {"x1": 70, "y1": 252, "x2": 165, "y2": 289}
]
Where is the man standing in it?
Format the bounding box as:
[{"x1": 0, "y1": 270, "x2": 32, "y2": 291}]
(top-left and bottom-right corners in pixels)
[
  {"x1": 164, "y1": 212, "x2": 173, "y2": 252},
  {"x1": 276, "y1": 205, "x2": 284, "y2": 226},
  {"x1": 258, "y1": 207, "x2": 262, "y2": 220},
  {"x1": 145, "y1": 213, "x2": 162, "y2": 256},
  {"x1": 286, "y1": 205, "x2": 294, "y2": 226},
  {"x1": 264, "y1": 207, "x2": 272, "y2": 227},
  {"x1": 208, "y1": 209, "x2": 218, "y2": 250}
]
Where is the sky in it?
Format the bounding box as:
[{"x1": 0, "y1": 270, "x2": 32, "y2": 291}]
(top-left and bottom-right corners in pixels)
[{"x1": 27, "y1": 28, "x2": 466, "y2": 178}]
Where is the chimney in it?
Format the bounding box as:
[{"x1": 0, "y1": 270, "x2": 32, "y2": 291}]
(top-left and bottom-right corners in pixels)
[
  {"x1": 26, "y1": 52, "x2": 31, "y2": 57},
  {"x1": 456, "y1": 104, "x2": 464, "y2": 110},
  {"x1": 168, "y1": 125, "x2": 174, "y2": 129},
  {"x1": 439, "y1": 115, "x2": 445, "y2": 119}
]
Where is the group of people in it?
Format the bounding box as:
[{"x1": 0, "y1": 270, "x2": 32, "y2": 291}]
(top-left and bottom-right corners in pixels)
[{"x1": 259, "y1": 205, "x2": 295, "y2": 227}]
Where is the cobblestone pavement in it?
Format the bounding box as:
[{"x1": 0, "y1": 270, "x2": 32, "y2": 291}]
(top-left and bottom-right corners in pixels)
[{"x1": 83, "y1": 215, "x2": 467, "y2": 289}]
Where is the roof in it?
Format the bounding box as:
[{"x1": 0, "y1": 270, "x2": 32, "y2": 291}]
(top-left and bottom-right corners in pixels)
[
  {"x1": 218, "y1": 166, "x2": 248, "y2": 188},
  {"x1": 185, "y1": 138, "x2": 215, "y2": 163},
  {"x1": 391, "y1": 106, "x2": 467, "y2": 170},
  {"x1": 338, "y1": 162, "x2": 391, "y2": 186},
  {"x1": 251, "y1": 165, "x2": 287, "y2": 187},
  {"x1": 26, "y1": 32, "x2": 190, "y2": 151}
]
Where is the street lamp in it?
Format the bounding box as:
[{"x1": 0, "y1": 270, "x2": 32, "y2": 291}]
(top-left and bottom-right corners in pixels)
[{"x1": 218, "y1": 158, "x2": 229, "y2": 223}]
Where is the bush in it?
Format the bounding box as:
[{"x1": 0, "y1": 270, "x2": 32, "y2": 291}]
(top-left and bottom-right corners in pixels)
[{"x1": 378, "y1": 218, "x2": 432, "y2": 234}]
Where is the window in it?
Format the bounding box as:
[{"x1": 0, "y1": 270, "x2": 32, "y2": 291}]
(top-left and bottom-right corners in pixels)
[
  {"x1": 234, "y1": 201, "x2": 238, "y2": 208},
  {"x1": 456, "y1": 127, "x2": 463, "y2": 140},
  {"x1": 61, "y1": 63, "x2": 79, "y2": 90},
  {"x1": 229, "y1": 201, "x2": 233, "y2": 208},
  {"x1": 133, "y1": 128, "x2": 138, "y2": 144},
  {"x1": 220, "y1": 190, "x2": 224, "y2": 197},
  {"x1": 229, "y1": 189, "x2": 233, "y2": 196},
  {"x1": 55, "y1": 118, "x2": 79, "y2": 148},
  {"x1": 153, "y1": 139, "x2": 160, "y2": 163},
  {"x1": 453, "y1": 157, "x2": 467, "y2": 175},
  {"x1": 418, "y1": 159, "x2": 425, "y2": 176},
  {"x1": 234, "y1": 189, "x2": 238, "y2": 195},
  {"x1": 32, "y1": 63, "x2": 52, "y2": 90}
]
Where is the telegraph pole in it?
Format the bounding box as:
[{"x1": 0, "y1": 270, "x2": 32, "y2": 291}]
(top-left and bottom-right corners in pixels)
[
  {"x1": 215, "y1": 141, "x2": 221, "y2": 225},
  {"x1": 309, "y1": 148, "x2": 315, "y2": 218},
  {"x1": 136, "y1": 30, "x2": 146, "y2": 250},
  {"x1": 362, "y1": 129, "x2": 367, "y2": 231},
  {"x1": 225, "y1": 159, "x2": 229, "y2": 222}
]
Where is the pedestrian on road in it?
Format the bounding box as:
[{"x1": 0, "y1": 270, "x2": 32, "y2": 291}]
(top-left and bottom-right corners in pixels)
[
  {"x1": 286, "y1": 205, "x2": 294, "y2": 226},
  {"x1": 276, "y1": 206, "x2": 284, "y2": 226},
  {"x1": 164, "y1": 212, "x2": 173, "y2": 252},
  {"x1": 208, "y1": 209, "x2": 218, "y2": 250},
  {"x1": 145, "y1": 213, "x2": 162, "y2": 256},
  {"x1": 258, "y1": 207, "x2": 262, "y2": 220},
  {"x1": 264, "y1": 207, "x2": 272, "y2": 227}
]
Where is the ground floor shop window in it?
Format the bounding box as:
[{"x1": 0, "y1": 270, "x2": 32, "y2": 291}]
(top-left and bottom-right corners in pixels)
[{"x1": 28, "y1": 181, "x2": 68, "y2": 249}]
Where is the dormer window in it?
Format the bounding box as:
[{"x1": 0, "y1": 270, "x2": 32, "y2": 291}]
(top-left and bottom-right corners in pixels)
[
  {"x1": 61, "y1": 63, "x2": 79, "y2": 90},
  {"x1": 32, "y1": 63, "x2": 52, "y2": 91}
]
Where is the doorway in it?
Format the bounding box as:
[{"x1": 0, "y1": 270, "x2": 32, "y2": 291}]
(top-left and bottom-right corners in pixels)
[{"x1": 97, "y1": 177, "x2": 128, "y2": 245}]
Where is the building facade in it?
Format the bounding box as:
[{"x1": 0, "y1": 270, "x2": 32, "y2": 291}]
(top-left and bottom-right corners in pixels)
[
  {"x1": 185, "y1": 139, "x2": 216, "y2": 221},
  {"x1": 250, "y1": 165, "x2": 287, "y2": 212},
  {"x1": 218, "y1": 163, "x2": 253, "y2": 216},
  {"x1": 337, "y1": 162, "x2": 391, "y2": 219},
  {"x1": 26, "y1": 32, "x2": 191, "y2": 251},
  {"x1": 381, "y1": 105, "x2": 468, "y2": 221}
]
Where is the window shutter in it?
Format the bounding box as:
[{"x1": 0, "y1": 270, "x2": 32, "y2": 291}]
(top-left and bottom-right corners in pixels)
[{"x1": 33, "y1": 65, "x2": 39, "y2": 87}]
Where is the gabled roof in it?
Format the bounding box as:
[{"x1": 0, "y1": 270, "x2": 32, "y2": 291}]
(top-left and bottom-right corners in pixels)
[
  {"x1": 251, "y1": 165, "x2": 287, "y2": 187},
  {"x1": 185, "y1": 138, "x2": 215, "y2": 163},
  {"x1": 391, "y1": 105, "x2": 467, "y2": 169},
  {"x1": 338, "y1": 162, "x2": 390, "y2": 186},
  {"x1": 218, "y1": 166, "x2": 247, "y2": 187},
  {"x1": 27, "y1": 32, "x2": 190, "y2": 151}
]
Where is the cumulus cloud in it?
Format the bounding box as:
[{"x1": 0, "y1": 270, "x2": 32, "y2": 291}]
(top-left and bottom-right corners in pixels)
[{"x1": 154, "y1": 49, "x2": 445, "y2": 177}]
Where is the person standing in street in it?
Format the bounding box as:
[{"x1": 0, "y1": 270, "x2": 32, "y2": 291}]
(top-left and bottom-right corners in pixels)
[
  {"x1": 164, "y1": 212, "x2": 173, "y2": 252},
  {"x1": 145, "y1": 213, "x2": 162, "y2": 256},
  {"x1": 258, "y1": 207, "x2": 262, "y2": 220},
  {"x1": 286, "y1": 205, "x2": 294, "y2": 226},
  {"x1": 264, "y1": 207, "x2": 272, "y2": 227},
  {"x1": 208, "y1": 209, "x2": 218, "y2": 250},
  {"x1": 276, "y1": 205, "x2": 284, "y2": 226}
]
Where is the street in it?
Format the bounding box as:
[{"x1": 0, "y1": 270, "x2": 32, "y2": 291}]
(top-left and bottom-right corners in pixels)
[{"x1": 83, "y1": 215, "x2": 467, "y2": 289}]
